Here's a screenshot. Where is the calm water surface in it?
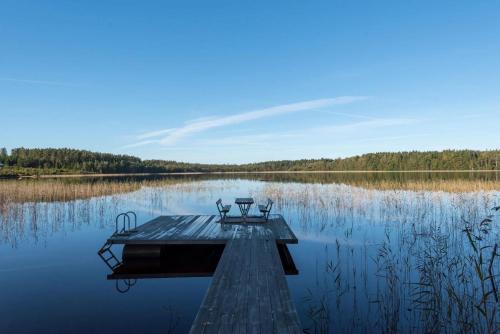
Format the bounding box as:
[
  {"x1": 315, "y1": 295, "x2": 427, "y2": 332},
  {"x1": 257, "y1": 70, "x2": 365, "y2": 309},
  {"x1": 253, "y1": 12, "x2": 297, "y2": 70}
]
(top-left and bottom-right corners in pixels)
[{"x1": 0, "y1": 173, "x2": 499, "y2": 333}]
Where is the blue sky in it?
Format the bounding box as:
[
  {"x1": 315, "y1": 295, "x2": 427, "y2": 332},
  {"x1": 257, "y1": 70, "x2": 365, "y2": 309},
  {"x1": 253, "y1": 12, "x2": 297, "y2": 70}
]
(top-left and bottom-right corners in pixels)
[{"x1": 1, "y1": 1, "x2": 499, "y2": 163}]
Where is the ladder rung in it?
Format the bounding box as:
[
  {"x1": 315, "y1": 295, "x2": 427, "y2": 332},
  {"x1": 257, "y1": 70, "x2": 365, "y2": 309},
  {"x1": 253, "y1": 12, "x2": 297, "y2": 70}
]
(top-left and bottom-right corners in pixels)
[
  {"x1": 98, "y1": 241, "x2": 122, "y2": 270},
  {"x1": 100, "y1": 251, "x2": 111, "y2": 257}
]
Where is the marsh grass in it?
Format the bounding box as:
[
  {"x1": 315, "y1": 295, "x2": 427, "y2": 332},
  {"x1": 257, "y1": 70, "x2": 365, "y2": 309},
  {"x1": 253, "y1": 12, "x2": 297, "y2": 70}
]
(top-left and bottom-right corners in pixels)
[
  {"x1": 259, "y1": 182, "x2": 499, "y2": 333},
  {"x1": 0, "y1": 179, "x2": 171, "y2": 204},
  {"x1": 0, "y1": 174, "x2": 498, "y2": 208},
  {"x1": 346, "y1": 179, "x2": 500, "y2": 193}
]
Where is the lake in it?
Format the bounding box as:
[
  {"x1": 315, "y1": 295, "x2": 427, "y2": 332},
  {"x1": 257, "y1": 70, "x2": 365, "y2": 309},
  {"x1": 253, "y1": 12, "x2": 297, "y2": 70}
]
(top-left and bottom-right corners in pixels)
[{"x1": 0, "y1": 172, "x2": 499, "y2": 333}]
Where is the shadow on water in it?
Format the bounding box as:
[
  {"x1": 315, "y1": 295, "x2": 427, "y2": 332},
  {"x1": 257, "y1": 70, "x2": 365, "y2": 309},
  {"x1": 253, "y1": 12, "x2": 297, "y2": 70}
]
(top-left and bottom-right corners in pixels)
[{"x1": 105, "y1": 243, "x2": 298, "y2": 288}]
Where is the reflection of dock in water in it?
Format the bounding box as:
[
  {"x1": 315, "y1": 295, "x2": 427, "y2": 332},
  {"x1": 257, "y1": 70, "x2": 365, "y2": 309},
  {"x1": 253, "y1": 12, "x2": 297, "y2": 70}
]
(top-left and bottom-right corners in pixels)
[{"x1": 99, "y1": 214, "x2": 302, "y2": 333}]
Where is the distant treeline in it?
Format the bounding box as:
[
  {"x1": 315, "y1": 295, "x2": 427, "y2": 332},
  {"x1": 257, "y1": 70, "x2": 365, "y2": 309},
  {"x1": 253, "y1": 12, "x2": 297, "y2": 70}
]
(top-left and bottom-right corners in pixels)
[{"x1": 0, "y1": 147, "x2": 499, "y2": 175}]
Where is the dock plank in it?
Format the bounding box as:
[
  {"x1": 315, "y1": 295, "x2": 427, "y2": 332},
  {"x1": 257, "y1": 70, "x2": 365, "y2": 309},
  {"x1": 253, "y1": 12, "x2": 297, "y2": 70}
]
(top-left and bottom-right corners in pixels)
[{"x1": 189, "y1": 236, "x2": 302, "y2": 334}]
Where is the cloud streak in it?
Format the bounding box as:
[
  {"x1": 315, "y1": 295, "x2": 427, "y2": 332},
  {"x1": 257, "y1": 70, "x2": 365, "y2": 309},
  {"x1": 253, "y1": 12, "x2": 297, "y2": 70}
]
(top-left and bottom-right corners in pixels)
[
  {"x1": 198, "y1": 117, "x2": 418, "y2": 147},
  {"x1": 133, "y1": 96, "x2": 368, "y2": 146}
]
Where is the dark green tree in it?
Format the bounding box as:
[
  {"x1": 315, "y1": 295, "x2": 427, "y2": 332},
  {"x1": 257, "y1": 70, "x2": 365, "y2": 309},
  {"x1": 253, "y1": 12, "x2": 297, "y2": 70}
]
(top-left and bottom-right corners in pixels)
[{"x1": 0, "y1": 147, "x2": 7, "y2": 164}]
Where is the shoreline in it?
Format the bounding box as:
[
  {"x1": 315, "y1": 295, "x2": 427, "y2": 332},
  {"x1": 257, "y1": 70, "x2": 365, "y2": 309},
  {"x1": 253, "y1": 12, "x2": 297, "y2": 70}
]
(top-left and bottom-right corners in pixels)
[{"x1": 16, "y1": 169, "x2": 500, "y2": 179}]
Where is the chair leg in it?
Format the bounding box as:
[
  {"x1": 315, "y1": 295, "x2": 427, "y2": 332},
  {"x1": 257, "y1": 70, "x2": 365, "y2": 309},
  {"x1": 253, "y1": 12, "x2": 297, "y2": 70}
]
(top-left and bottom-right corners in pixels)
[{"x1": 262, "y1": 211, "x2": 269, "y2": 222}]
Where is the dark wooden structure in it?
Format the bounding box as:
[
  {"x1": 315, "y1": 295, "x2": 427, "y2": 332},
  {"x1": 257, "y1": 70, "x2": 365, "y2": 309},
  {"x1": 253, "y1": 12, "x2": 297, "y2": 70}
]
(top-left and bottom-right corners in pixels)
[
  {"x1": 107, "y1": 214, "x2": 298, "y2": 245},
  {"x1": 102, "y1": 214, "x2": 302, "y2": 333}
]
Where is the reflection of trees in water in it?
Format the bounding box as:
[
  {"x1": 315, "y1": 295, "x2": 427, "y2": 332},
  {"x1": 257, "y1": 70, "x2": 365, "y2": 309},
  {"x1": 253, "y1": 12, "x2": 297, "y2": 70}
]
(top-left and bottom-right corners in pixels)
[{"x1": 252, "y1": 172, "x2": 500, "y2": 192}]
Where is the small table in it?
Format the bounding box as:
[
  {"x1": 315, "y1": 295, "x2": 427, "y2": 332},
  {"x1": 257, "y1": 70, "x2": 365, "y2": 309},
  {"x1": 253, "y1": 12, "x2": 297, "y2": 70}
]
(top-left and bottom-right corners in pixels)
[{"x1": 235, "y1": 197, "x2": 254, "y2": 221}]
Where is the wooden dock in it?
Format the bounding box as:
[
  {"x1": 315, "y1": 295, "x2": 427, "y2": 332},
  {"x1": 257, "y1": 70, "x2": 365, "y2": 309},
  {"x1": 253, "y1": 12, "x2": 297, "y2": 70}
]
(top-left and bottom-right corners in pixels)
[
  {"x1": 108, "y1": 214, "x2": 298, "y2": 245},
  {"x1": 106, "y1": 214, "x2": 302, "y2": 333}
]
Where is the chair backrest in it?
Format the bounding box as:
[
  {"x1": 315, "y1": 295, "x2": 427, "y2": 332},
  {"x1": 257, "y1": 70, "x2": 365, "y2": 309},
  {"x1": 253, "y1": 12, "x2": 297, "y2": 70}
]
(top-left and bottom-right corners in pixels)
[
  {"x1": 216, "y1": 198, "x2": 223, "y2": 211},
  {"x1": 267, "y1": 198, "x2": 273, "y2": 210}
]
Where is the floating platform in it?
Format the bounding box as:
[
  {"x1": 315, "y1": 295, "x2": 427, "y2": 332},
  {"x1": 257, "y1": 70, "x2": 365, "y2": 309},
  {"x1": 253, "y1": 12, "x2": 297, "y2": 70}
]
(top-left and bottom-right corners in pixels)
[
  {"x1": 107, "y1": 214, "x2": 298, "y2": 245},
  {"x1": 101, "y1": 213, "x2": 302, "y2": 333}
]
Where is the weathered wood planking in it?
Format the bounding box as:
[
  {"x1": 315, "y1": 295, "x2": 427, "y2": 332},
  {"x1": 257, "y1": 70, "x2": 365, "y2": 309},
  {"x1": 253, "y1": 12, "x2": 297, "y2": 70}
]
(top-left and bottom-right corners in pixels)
[
  {"x1": 189, "y1": 236, "x2": 302, "y2": 334},
  {"x1": 108, "y1": 214, "x2": 298, "y2": 245}
]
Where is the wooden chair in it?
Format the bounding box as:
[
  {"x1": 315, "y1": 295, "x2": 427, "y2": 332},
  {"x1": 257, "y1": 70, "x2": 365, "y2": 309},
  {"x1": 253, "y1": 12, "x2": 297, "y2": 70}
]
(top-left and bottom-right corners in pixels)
[
  {"x1": 216, "y1": 198, "x2": 231, "y2": 223},
  {"x1": 258, "y1": 198, "x2": 273, "y2": 222}
]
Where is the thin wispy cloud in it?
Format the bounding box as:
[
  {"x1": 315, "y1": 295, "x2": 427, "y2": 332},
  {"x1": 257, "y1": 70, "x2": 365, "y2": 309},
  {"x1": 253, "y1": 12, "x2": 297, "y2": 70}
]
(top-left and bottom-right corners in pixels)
[
  {"x1": 199, "y1": 117, "x2": 418, "y2": 147},
  {"x1": 170, "y1": 116, "x2": 420, "y2": 163},
  {"x1": 0, "y1": 77, "x2": 82, "y2": 87},
  {"x1": 137, "y1": 128, "x2": 175, "y2": 140},
  {"x1": 131, "y1": 96, "x2": 369, "y2": 147}
]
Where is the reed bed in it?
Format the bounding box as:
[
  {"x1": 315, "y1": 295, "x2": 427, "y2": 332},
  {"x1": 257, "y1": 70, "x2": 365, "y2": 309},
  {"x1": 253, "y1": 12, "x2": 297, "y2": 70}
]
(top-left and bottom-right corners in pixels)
[
  {"x1": 253, "y1": 182, "x2": 499, "y2": 333},
  {"x1": 1, "y1": 175, "x2": 498, "y2": 208},
  {"x1": 0, "y1": 178, "x2": 238, "y2": 205},
  {"x1": 0, "y1": 179, "x2": 142, "y2": 204},
  {"x1": 344, "y1": 179, "x2": 500, "y2": 193}
]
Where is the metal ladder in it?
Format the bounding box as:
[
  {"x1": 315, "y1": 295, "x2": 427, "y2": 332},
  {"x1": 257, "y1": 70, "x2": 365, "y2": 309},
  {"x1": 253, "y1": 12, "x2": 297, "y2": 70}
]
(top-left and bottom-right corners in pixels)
[
  {"x1": 115, "y1": 279, "x2": 137, "y2": 293},
  {"x1": 113, "y1": 211, "x2": 138, "y2": 236},
  {"x1": 126, "y1": 211, "x2": 138, "y2": 232},
  {"x1": 98, "y1": 211, "x2": 138, "y2": 270},
  {"x1": 97, "y1": 241, "x2": 121, "y2": 270},
  {"x1": 97, "y1": 211, "x2": 141, "y2": 292}
]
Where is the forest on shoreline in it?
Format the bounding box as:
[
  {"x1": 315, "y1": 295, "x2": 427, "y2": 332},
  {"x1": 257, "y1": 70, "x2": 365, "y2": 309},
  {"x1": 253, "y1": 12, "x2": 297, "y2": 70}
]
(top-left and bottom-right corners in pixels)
[{"x1": 0, "y1": 147, "x2": 499, "y2": 177}]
